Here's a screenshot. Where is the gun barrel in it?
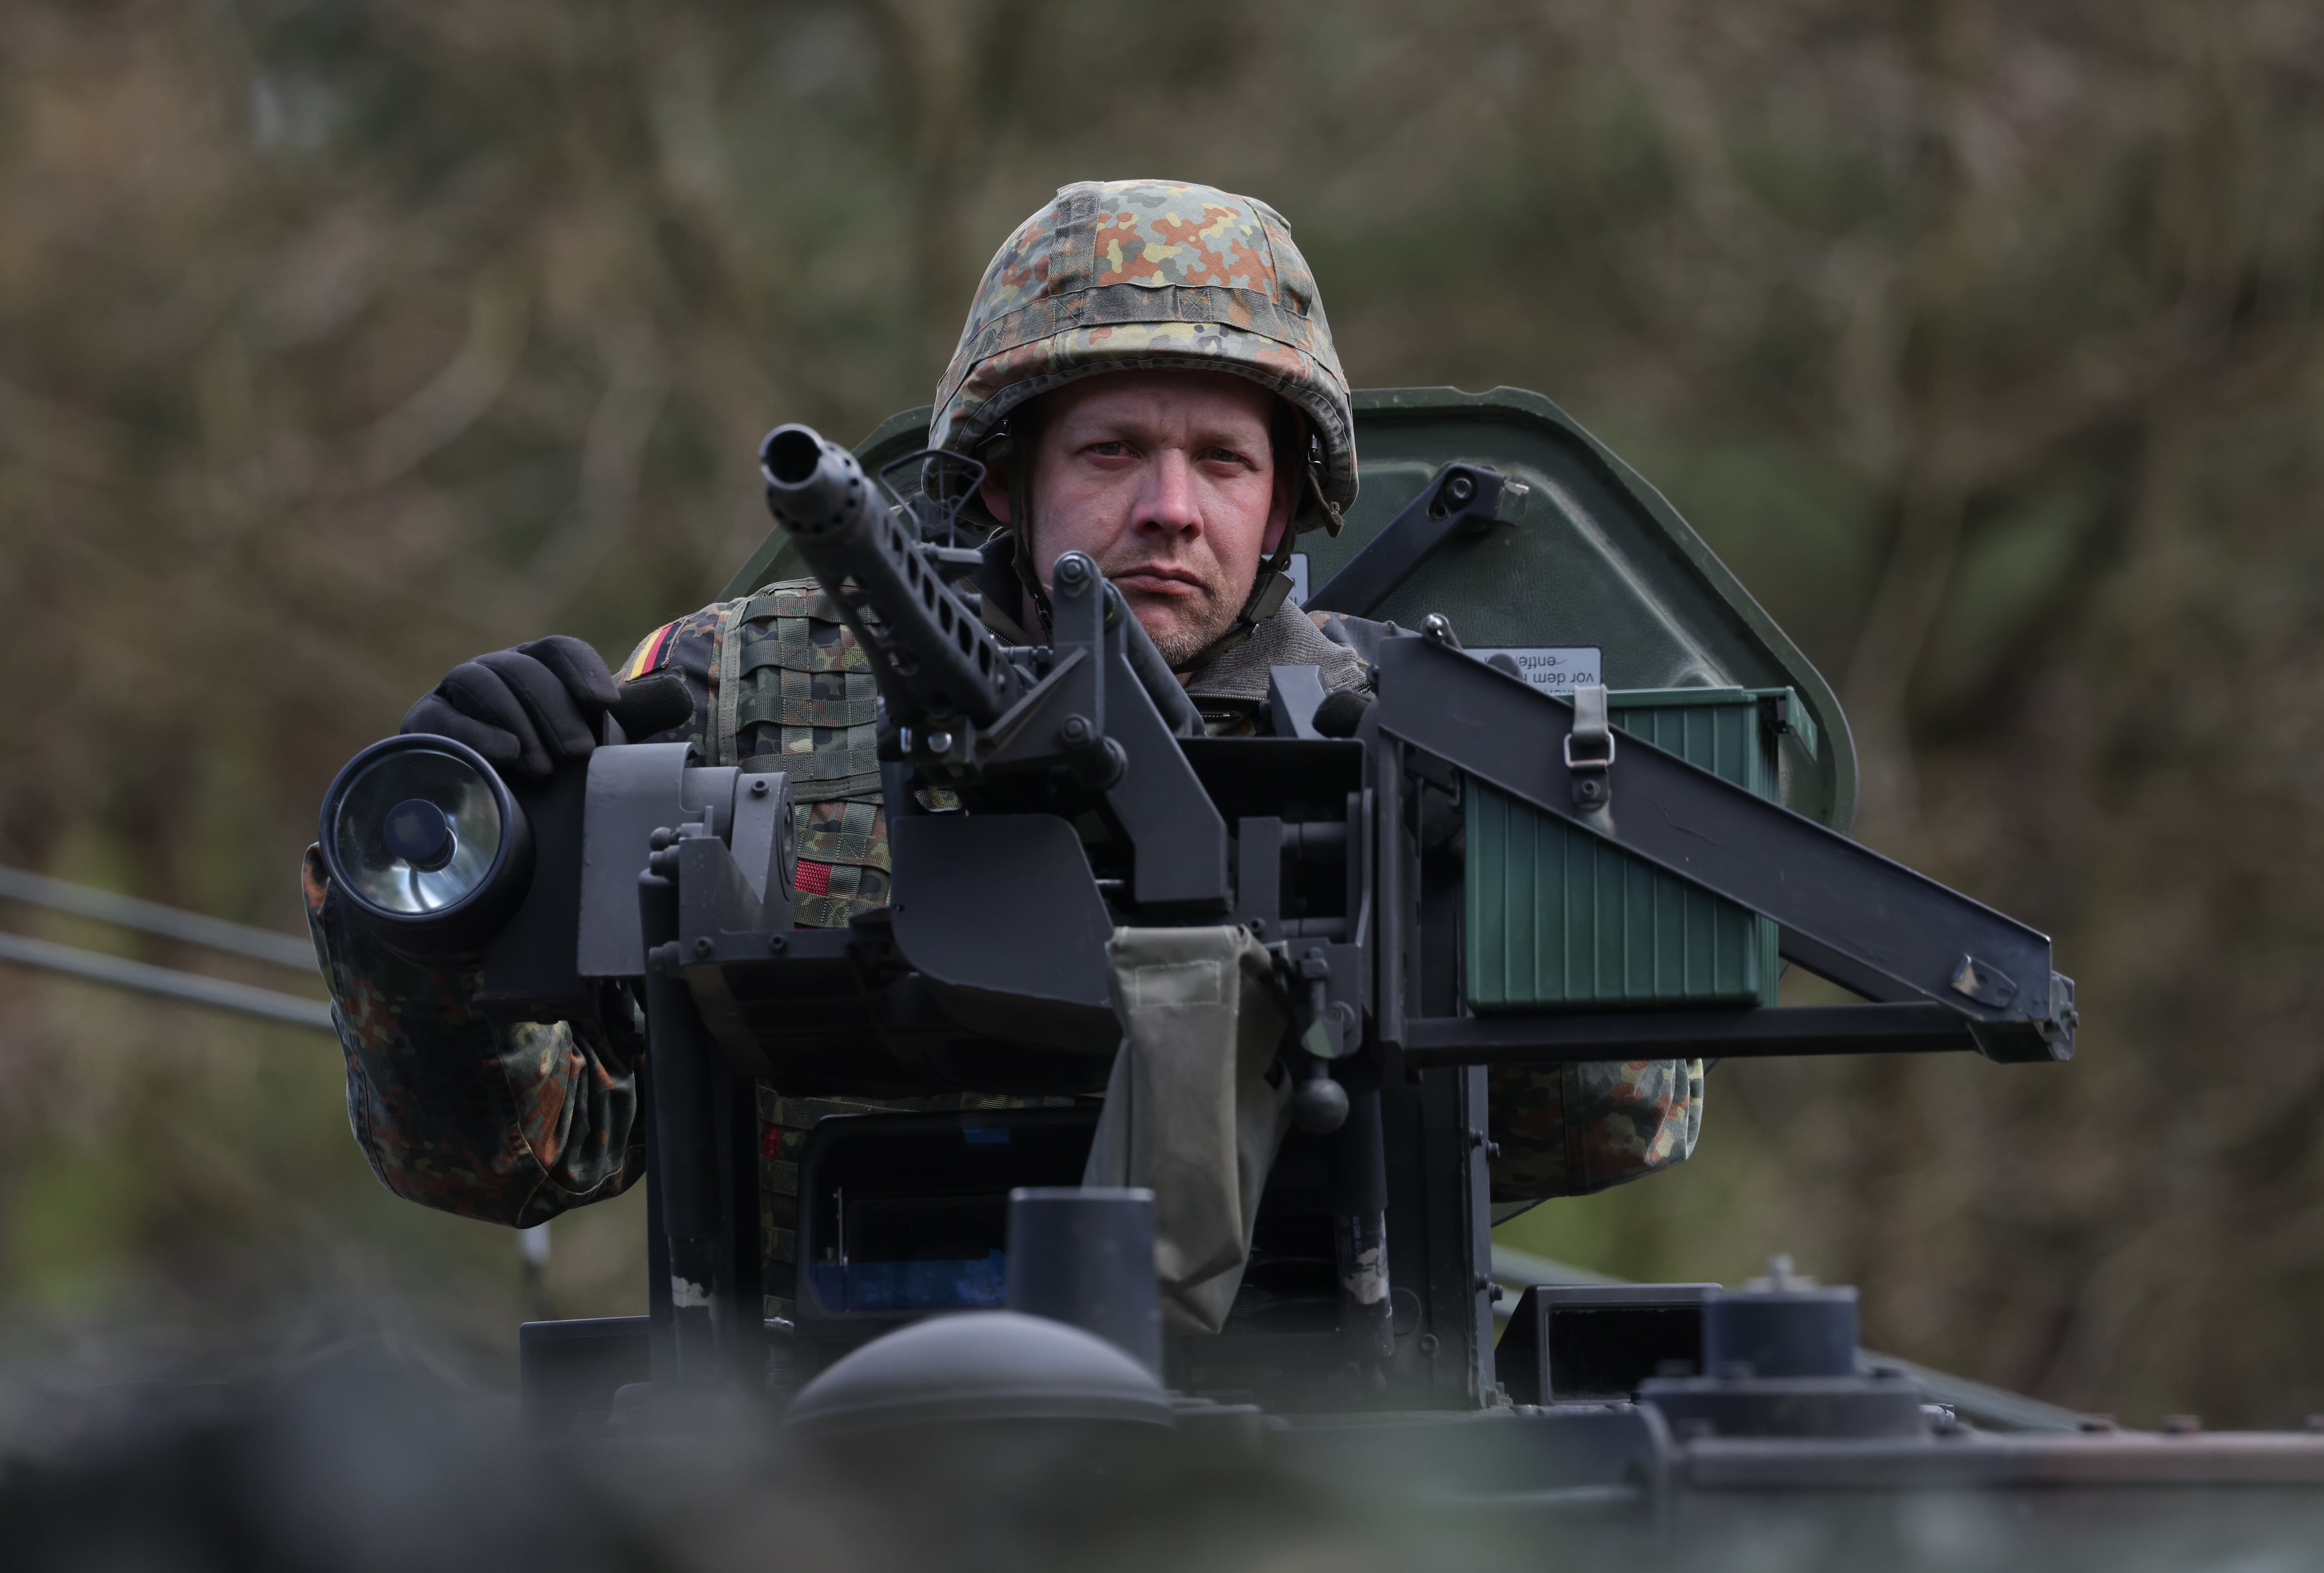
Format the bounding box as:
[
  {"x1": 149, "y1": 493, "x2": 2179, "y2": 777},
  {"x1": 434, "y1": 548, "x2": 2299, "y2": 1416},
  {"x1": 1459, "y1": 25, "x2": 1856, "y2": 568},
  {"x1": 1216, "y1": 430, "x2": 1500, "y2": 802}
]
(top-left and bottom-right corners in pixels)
[{"x1": 760, "y1": 424, "x2": 1017, "y2": 727}]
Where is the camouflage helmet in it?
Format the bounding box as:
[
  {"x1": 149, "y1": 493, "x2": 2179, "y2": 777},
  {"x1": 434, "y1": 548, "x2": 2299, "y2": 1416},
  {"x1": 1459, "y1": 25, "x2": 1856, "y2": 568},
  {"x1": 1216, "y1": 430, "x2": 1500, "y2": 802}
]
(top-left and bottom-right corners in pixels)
[{"x1": 931, "y1": 179, "x2": 1356, "y2": 536}]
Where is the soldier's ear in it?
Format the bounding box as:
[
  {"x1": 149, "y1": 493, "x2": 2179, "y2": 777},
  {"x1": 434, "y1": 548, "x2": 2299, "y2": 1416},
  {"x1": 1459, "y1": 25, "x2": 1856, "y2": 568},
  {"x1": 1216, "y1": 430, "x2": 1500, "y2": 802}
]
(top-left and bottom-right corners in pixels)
[
  {"x1": 978, "y1": 456, "x2": 1013, "y2": 525},
  {"x1": 1262, "y1": 457, "x2": 1295, "y2": 555},
  {"x1": 1262, "y1": 401, "x2": 1301, "y2": 553}
]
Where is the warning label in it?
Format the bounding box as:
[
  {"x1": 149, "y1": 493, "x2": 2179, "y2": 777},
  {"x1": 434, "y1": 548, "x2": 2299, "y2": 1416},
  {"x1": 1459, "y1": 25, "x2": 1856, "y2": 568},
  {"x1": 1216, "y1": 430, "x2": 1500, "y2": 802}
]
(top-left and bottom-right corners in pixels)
[{"x1": 1467, "y1": 646, "x2": 1604, "y2": 694}]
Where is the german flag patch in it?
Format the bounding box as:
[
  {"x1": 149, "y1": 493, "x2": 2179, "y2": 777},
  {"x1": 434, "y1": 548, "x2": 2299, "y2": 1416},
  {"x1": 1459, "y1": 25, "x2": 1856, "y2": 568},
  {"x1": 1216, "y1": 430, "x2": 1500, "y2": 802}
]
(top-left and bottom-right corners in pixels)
[{"x1": 619, "y1": 621, "x2": 679, "y2": 682}]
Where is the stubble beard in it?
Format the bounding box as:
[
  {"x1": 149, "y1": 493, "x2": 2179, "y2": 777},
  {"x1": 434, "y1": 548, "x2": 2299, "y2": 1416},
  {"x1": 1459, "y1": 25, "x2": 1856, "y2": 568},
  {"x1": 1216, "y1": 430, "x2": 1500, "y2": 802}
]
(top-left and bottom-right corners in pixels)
[{"x1": 1119, "y1": 579, "x2": 1240, "y2": 670}]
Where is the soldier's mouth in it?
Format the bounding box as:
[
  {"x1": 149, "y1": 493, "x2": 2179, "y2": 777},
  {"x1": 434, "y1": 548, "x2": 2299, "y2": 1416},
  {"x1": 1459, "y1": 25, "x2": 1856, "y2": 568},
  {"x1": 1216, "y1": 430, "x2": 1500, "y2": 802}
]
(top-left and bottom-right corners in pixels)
[{"x1": 1109, "y1": 566, "x2": 1209, "y2": 599}]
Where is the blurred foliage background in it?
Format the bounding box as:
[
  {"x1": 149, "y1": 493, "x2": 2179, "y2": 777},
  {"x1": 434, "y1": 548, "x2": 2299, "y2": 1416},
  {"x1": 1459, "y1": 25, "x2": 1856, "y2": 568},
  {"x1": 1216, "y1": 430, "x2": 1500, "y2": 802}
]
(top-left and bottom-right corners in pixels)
[{"x1": 5, "y1": 0, "x2": 2324, "y2": 1426}]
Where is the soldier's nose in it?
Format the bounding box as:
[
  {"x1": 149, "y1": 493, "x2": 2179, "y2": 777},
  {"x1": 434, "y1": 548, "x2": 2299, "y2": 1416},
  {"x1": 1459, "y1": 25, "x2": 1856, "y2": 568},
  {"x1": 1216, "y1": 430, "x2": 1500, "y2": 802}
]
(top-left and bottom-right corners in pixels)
[{"x1": 1136, "y1": 453, "x2": 1205, "y2": 537}]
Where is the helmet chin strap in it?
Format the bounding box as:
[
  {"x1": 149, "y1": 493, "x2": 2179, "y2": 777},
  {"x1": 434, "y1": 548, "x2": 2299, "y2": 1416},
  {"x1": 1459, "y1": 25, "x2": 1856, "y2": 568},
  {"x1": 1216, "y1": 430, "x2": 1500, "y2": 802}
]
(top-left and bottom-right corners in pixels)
[
  {"x1": 1174, "y1": 531, "x2": 1295, "y2": 672},
  {"x1": 1173, "y1": 426, "x2": 1334, "y2": 672},
  {"x1": 984, "y1": 419, "x2": 1055, "y2": 641}
]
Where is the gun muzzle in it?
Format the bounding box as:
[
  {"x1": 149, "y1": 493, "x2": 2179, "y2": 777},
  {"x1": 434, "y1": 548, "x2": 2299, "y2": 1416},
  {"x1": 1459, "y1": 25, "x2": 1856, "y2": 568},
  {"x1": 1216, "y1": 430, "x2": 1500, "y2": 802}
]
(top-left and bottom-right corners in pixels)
[
  {"x1": 759, "y1": 424, "x2": 873, "y2": 540},
  {"x1": 759, "y1": 422, "x2": 1017, "y2": 727}
]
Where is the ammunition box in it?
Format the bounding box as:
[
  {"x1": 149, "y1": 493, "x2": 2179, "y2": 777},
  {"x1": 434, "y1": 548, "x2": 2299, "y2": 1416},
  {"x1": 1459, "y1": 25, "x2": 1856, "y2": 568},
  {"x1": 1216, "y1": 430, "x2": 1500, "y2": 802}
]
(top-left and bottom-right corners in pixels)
[{"x1": 1464, "y1": 687, "x2": 1794, "y2": 1012}]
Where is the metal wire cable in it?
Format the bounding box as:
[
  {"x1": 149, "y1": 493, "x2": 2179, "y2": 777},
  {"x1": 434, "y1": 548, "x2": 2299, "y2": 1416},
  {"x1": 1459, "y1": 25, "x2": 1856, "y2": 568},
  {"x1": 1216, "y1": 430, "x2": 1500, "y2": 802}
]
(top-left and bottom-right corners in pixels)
[
  {"x1": 0, "y1": 864, "x2": 333, "y2": 1031},
  {"x1": 0, "y1": 930, "x2": 334, "y2": 1031},
  {"x1": 0, "y1": 864, "x2": 316, "y2": 969}
]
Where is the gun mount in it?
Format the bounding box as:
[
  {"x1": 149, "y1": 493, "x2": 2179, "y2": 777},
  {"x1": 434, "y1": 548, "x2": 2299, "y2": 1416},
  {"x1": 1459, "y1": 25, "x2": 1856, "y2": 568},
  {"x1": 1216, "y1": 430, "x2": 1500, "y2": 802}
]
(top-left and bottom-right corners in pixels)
[{"x1": 319, "y1": 389, "x2": 2324, "y2": 1534}]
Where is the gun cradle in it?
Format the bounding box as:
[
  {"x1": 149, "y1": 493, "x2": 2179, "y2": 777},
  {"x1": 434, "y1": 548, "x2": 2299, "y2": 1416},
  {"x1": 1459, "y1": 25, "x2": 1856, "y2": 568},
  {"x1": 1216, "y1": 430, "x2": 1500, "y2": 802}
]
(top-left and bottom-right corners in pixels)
[
  {"x1": 647, "y1": 754, "x2": 1369, "y2": 1098},
  {"x1": 630, "y1": 632, "x2": 2072, "y2": 1102},
  {"x1": 478, "y1": 595, "x2": 2069, "y2": 1121},
  {"x1": 586, "y1": 635, "x2": 2073, "y2": 1410}
]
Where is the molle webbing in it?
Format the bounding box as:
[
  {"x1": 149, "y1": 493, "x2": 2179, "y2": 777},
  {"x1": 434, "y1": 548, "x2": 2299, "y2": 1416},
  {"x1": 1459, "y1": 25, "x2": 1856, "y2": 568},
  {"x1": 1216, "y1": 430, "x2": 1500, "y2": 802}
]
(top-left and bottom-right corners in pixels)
[
  {"x1": 726, "y1": 584, "x2": 891, "y2": 927},
  {"x1": 733, "y1": 586, "x2": 885, "y2": 801},
  {"x1": 791, "y1": 800, "x2": 891, "y2": 929}
]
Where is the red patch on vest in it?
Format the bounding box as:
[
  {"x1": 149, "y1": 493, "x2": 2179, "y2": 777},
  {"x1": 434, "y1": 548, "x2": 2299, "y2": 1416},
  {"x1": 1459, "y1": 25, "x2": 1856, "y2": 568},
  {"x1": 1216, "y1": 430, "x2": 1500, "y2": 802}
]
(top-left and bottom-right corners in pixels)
[{"x1": 794, "y1": 859, "x2": 832, "y2": 896}]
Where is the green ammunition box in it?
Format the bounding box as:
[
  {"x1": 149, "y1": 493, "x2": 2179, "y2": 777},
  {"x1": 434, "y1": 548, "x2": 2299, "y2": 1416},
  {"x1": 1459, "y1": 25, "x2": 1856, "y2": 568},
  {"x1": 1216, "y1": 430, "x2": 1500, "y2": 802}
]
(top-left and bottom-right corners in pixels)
[{"x1": 1465, "y1": 687, "x2": 1804, "y2": 1012}]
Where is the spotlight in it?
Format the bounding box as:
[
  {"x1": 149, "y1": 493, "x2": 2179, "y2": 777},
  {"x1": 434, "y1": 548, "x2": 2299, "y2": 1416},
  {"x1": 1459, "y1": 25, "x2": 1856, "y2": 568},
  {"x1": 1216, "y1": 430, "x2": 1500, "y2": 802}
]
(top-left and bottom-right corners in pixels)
[{"x1": 317, "y1": 735, "x2": 534, "y2": 960}]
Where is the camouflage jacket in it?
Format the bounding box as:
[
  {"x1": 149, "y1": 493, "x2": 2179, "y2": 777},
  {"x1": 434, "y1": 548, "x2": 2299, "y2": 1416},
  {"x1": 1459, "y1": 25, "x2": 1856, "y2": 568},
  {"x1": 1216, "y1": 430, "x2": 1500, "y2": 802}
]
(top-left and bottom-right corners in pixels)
[{"x1": 306, "y1": 576, "x2": 1703, "y2": 1310}]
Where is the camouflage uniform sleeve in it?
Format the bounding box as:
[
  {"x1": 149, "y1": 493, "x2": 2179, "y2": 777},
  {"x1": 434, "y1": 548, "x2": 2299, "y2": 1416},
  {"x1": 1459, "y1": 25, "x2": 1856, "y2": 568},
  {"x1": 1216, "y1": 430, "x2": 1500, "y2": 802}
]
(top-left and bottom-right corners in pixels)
[
  {"x1": 306, "y1": 602, "x2": 734, "y2": 1225},
  {"x1": 615, "y1": 601, "x2": 729, "y2": 754},
  {"x1": 303, "y1": 844, "x2": 647, "y2": 1225},
  {"x1": 1487, "y1": 1060, "x2": 1705, "y2": 1204}
]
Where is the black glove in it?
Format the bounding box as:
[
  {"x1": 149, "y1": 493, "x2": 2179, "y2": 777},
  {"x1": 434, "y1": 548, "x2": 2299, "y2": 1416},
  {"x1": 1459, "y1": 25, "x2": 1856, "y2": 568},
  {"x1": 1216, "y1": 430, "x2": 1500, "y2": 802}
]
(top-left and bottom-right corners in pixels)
[{"x1": 402, "y1": 635, "x2": 620, "y2": 778}]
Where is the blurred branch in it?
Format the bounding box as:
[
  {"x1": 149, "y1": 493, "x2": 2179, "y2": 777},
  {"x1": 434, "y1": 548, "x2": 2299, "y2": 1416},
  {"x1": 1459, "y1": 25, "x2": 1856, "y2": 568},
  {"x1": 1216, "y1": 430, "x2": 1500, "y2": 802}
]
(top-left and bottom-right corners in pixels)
[
  {"x1": 1844, "y1": 477, "x2": 1967, "y2": 835},
  {"x1": 1836, "y1": 0, "x2": 1982, "y2": 841},
  {"x1": 519, "y1": 323, "x2": 672, "y2": 620},
  {"x1": 351, "y1": 264, "x2": 531, "y2": 490},
  {"x1": 867, "y1": 0, "x2": 996, "y2": 368}
]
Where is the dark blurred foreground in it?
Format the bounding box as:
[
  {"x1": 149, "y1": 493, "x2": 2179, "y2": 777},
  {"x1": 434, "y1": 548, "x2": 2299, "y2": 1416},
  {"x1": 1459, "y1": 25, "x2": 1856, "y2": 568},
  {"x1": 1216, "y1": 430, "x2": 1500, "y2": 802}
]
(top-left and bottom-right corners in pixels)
[
  {"x1": 10, "y1": 1321, "x2": 2324, "y2": 1573},
  {"x1": 0, "y1": 1322, "x2": 1405, "y2": 1573}
]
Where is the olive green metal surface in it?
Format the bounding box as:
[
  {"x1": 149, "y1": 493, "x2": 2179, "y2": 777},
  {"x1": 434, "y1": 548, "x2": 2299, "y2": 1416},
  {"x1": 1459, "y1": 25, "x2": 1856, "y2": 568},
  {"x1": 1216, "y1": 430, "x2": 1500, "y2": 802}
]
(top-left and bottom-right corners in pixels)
[{"x1": 1465, "y1": 688, "x2": 1784, "y2": 1014}]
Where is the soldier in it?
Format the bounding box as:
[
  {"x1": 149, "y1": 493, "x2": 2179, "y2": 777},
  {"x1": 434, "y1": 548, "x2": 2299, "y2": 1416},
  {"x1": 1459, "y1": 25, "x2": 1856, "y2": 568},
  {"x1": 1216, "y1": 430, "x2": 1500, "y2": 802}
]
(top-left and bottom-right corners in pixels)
[{"x1": 303, "y1": 180, "x2": 1703, "y2": 1322}]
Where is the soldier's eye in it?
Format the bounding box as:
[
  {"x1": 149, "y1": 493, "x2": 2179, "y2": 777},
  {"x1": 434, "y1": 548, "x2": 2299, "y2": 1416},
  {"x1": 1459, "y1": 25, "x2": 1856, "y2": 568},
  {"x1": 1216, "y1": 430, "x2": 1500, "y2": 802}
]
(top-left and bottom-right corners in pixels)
[{"x1": 1089, "y1": 441, "x2": 1128, "y2": 457}]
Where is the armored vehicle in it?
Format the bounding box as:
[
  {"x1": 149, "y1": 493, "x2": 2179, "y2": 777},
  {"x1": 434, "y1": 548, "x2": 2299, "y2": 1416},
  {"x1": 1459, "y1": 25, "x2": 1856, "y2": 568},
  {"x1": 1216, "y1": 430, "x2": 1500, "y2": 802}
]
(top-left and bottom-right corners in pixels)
[{"x1": 317, "y1": 388, "x2": 2324, "y2": 1557}]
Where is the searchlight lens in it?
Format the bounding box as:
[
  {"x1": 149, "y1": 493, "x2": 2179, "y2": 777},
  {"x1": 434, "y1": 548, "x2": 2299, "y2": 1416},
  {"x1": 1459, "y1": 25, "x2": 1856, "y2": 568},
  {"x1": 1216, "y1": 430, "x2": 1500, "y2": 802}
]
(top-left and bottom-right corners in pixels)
[
  {"x1": 318, "y1": 735, "x2": 533, "y2": 954},
  {"x1": 333, "y1": 745, "x2": 504, "y2": 915},
  {"x1": 383, "y1": 798, "x2": 456, "y2": 871}
]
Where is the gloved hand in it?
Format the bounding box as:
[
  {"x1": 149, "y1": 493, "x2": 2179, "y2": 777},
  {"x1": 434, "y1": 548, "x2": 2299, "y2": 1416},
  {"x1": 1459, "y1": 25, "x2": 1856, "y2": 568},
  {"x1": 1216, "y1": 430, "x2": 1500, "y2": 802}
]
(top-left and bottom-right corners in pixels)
[{"x1": 401, "y1": 635, "x2": 620, "y2": 778}]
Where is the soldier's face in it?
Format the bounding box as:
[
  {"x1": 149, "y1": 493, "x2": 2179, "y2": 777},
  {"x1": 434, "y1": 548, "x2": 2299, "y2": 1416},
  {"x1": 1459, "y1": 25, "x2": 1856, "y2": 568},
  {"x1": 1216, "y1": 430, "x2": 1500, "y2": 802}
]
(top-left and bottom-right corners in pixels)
[{"x1": 984, "y1": 371, "x2": 1294, "y2": 669}]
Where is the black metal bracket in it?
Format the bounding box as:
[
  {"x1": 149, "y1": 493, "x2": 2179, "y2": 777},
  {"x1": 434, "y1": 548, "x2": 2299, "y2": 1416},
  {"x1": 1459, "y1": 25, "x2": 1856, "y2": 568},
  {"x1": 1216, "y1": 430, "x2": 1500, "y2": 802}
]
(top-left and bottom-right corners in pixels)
[
  {"x1": 639, "y1": 842, "x2": 764, "y2": 1398},
  {"x1": 1401, "y1": 1003, "x2": 1983, "y2": 1066},
  {"x1": 886, "y1": 552, "x2": 1226, "y2": 915},
  {"x1": 1085, "y1": 574, "x2": 1229, "y2": 913},
  {"x1": 1369, "y1": 637, "x2": 2076, "y2": 1064},
  {"x1": 1306, "y1": 462, "x2": 1517, "y2": 618}
]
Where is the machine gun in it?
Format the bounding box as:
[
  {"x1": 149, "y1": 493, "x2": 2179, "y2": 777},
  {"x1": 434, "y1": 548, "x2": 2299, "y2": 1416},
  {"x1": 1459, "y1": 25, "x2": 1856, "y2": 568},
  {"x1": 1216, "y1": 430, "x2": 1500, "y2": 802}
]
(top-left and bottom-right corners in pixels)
[
  {"x1": 318, "y1": 390, "x2": 2090, "y2": 1443},
  {"x1": 756, "y1": 424, "x2": 1205, "y2": 761}
]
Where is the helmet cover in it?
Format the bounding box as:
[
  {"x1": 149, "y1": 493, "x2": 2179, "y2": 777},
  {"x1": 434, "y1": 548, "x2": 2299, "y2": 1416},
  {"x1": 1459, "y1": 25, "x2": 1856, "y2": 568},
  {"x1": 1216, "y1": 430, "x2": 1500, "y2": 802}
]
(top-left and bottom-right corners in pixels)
[{"x1": 931, "y1": 179, "x2": 1356, "y2": 533}]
